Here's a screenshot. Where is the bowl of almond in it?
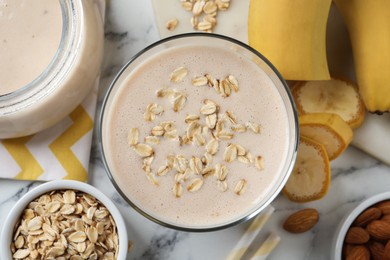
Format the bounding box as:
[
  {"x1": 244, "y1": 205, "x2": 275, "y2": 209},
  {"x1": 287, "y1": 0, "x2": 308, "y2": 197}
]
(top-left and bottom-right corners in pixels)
[
  {"x1": 332, "y1": 191, "x2": 390, "y2": 260},
  {"x1": 0, "y1": 180, "x2": 128, "y2": 259}
]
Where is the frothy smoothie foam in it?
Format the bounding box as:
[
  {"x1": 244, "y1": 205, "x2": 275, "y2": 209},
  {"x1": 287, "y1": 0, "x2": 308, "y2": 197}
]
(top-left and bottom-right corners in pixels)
[{"x1": 102, "y1": 37, "x2": 295, "y2": 229}]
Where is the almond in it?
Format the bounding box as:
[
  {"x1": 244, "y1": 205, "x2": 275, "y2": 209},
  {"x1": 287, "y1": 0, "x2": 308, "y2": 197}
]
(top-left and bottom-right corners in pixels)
[
  {"x1": 343, "y1": 243, "x2": 354, "y2": 259},
  {"x1": 382, "y1": 214, "x2": 390, "y2": 223},
  {"x1": 353, "y1": 207, "x2": 382, "y2": 227},
  {"x1": 366, "y1": 220, "x2": 390, "y2": 240},
  {"x1": 383, "y1": 240, "x2": 390, "y2": 260},
  {"x1": 283, "y1": 208, "x2": 319, "y2": 233},
  {"x1": 345, "y1": 227, "x2": 370, "y2": 244},
  {"x1": 345, "y1": 245, "x2": 370, "y2": 260},
  {"x1": 368, "y1": 241, "x2": 385, "y2": 260},
  {"x1": 375, "y1": 200, "x2": 390, "y2": 215}
]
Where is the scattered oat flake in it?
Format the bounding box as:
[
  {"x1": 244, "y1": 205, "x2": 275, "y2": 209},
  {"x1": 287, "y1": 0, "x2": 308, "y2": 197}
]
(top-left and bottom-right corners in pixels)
[
  {"x1": 200, "y1": 103, "x2": 217, "y2": 115},
  {"x1": 143, "y1": 111, "x2": 155, "y2": 122},
  {"x1": 187, "y1": 178, "x2": 204, "y2": 192},
  {"x1": 234, "y1": 179, "x2": 247, "y2": 195},
  {"x1": 205, "y1": 139, "x2": 219, "y2": 155},
  {"x1": 203, "y1": 152, "x2": 213, "y2": 166},
  {"x1": 192, "y1": 75, "x2": 208, "y2": 86},
  {"x1": 231, "y1": 124, "x2": 247, "y2": 133},
  {"x1": 216, "y1": 0, "x2": 230, "y2": 11},
  {"x1": 185, "y1": 114, "x2": 200, "y2": 124},
  {"x1": 238, "y1": 155, "x2": 250, "y2": 164},
  {"x1": 225, "y1": 110, "x2": 237, "y2": 124},
  {"x1": 206, "y1": 114, "x2": 217, "y2": 129},
  {"x1": 157, "y1": 165, "x2": 170, "y2": 176},
  {"x1": 151, "y1": 125, "x2": 164, "y2": 136},
  {"x1": 173, "y1": 183, "x2": 183, "y2": 198},
  {"x1": 192, "y1": 0, "x2": 205, "y2": 16},
  {"x1": 133, "y1": 143, "x2": 154, "y2": 157},
  {"x1": 217, "y1": 130, "x2": 234, "y2": 140},
  {"x1": 202, "y1": 166, "x2": 215, "y2": 178},
  {"x1": 193, "y1": 133, "x2": 206, "y2": 146},
  {"x1": 203, "y1": 1, "x2": 218, "y2": 14},
  {"x1": 224, "y1": 144, "x2": 237, "y2": 163},
  {"x1": 150, "y1": 103, "x2": 164, "y2": 115},
  {"x1": 227, "y1": 75, "x2": 239, "y2": 92},
  {"x1": 197, "y1": 21, "x2": 212, "y2": 31},
  {"x1": 164, "y1": 129, "x2": 178, "y2": 140},
  {"x1": 128, "y1": 128, "x2": 139, "y2": 146},
  {"x1": 215, "y1": 163, "x2": 228, "y2": 181},
  {"x1": 246, "y1": 151, "x2": 255, "y2": 163},
  {"x1": 173, "y1": 94, "x2": 187, "y2": 112},
  {"x1": 189, "y1": 156, "x2": 203, "y2": 174},
  {"x1": 182, "y1": 1, "x2": 193, "y2": 11},
  {"x1": 146, "y1": 172, "x2": 159, "y2": 186},
  {"x1": 217, "y1": 180, "x2": 228, "y2": 192},
  {"x1": 221, "y1": 79, "x2": 232, "y2": 97},
  {"x1": 247, "y1": 122, "x2": 261, "y2": 134},
  {"x1": 145, "y1": 135, "x2": 160, "y2": 145},
  {"x1": 255, "y1": 156, "x2": 265, "y2": 170},
  {"x1": 170, "y1": 67, "x2": 188, "y2": 83},
  {"x1": 166, "y1": 18, "x2": 179, "y2": 31},
  {"x1": 156, "y1": 87, "x2": 174, "y2": 98},
  {"x1": 235, "y1": 144, "x2": 246, "y2": 156}
]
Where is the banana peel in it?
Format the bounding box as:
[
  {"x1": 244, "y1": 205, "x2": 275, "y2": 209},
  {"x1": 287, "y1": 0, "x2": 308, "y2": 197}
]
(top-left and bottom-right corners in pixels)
[{"x1": 248, "y1": 0, "x2": 332, "y2": 81}]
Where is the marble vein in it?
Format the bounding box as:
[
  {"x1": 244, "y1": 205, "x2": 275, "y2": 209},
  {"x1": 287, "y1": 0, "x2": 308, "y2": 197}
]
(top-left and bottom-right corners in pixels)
[{"x1": 139, "y1": 229, "x2": 189, "y2": 260}]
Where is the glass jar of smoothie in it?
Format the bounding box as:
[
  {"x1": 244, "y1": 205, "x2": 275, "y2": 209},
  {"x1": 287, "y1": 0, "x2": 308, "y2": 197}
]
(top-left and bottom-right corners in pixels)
[{"x1": 0, "y1": 0, "x2": 104, "y2": 138}]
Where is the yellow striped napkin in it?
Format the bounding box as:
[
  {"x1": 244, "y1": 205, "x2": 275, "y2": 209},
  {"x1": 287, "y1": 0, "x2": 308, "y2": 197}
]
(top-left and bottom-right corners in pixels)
[{"x1": 0, "y1": 87, "x2": 98, "y2": 182}]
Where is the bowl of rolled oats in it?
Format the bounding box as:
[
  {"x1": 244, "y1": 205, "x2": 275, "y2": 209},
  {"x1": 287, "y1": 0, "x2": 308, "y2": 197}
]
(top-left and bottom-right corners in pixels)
[{"x1": 0, "y1": 180, "x2": 128, "y2": 259}]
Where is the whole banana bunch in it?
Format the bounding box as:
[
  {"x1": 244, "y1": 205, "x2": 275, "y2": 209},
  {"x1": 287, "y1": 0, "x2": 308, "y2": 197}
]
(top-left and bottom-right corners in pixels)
[
  {"x1": 249, "y1": 0, "x2": 390, "y2": 113},
  {"x1": 334, "y1": 0, "x2": 390, "y2": 114}
]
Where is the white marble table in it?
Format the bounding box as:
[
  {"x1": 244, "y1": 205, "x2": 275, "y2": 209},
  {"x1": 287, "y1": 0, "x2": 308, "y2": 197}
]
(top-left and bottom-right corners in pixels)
[{"x1": 1, "y1": 1, "x2": 390, "y2": 259}]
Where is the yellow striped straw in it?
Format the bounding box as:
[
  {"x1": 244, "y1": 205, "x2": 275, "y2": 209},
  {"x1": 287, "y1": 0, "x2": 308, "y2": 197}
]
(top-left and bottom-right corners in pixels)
[
  {"x1": 226, "y1": 205, "x2": 275, "y2": 260},
  {"x1": 249, "y1": 232, "x2": 281, "y2": 260}
]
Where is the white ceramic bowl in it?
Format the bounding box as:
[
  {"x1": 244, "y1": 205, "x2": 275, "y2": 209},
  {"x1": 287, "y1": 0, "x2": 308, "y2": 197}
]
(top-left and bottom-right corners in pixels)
[
  {"x1": 331, "y1": 191, "x2": 390, "y2": 260},
  {"x1": 0, "y1": 180, "x2": 128, "y2": 259}
]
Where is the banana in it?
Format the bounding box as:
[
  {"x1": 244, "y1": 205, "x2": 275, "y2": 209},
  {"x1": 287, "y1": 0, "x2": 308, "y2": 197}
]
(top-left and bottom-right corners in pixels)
[
  {"x1": 333, "y1": 0, "x2": 390, "y2": 113},
  {"x1": 292, "y1": 78, "x2": 366, "y2": 129},
  {"x1": 299, "y1": 113, "x2": 353, "y2": 160},
  {"x1": 283, "y1": 136, "x2": 330, "y2": 203},
  {"x1": 248, "y1": 0, "x2": 332, "y2": 80}
]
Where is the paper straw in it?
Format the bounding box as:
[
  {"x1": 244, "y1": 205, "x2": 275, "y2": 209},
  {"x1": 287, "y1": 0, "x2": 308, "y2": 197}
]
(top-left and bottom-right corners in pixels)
[
  {"x1": 226, "y1": 205, "x2": 275, "y2": 260},
  {"x1": 249, "y1": 232, "x2": 281, "y2": 260}
]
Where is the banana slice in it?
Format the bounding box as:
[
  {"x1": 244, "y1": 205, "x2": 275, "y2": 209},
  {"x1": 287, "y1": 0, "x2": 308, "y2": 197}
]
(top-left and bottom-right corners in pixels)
[
  {"x1": 299, "y1": 113, "x2": 353, "y2": 160},
  {"x1": 292, "y1": 78, "x2": 365, "y2": 129},
  {"x1": 283, "y1": 136, "x2": 330, "y2": 202}
]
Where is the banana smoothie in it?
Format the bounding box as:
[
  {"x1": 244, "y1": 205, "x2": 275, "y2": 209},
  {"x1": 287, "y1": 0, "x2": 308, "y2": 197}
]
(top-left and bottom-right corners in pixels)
[
  {"x1": 102, "y1": 40, "x2": 294, "y2": 228},
  {"x1": 0, "y1": 0, "x2": 62, "y2": 96}
]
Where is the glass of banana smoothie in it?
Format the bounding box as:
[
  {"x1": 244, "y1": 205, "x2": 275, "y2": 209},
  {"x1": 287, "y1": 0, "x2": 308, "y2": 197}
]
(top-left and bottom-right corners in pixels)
[{"x1": 100, "y1": 33, "x2": 298, "y2": 231}]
